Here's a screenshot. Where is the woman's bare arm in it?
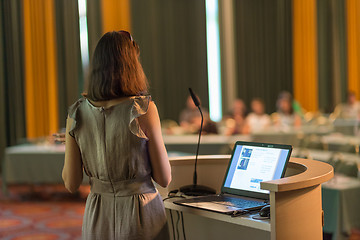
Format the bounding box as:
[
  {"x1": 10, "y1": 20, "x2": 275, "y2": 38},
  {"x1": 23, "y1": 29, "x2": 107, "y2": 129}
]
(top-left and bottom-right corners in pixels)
[
  {"x1": 138, "y1": 102, "x2": 171, "y2": 187},
  {"x1": 62, "y1": 116, "x2": 83, "y2": 193}
]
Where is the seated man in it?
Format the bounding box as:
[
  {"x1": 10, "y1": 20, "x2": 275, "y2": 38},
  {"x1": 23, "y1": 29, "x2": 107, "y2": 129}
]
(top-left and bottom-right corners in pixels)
[
  {"x1": 245, "y1": 98, "x2": 271, "y2": 133},
  {"x1": 222, "y1": 99, "x2": 247, "y2": 135},
  {"x1": 179, "y1": 95, "x2": 217, "y2": 134},
  {"x1": 273, "y1": 91, "x2": 302, "y2": 129},
  {"x1": 333, "y1": 91, "x2": 360, "y2": 119}
]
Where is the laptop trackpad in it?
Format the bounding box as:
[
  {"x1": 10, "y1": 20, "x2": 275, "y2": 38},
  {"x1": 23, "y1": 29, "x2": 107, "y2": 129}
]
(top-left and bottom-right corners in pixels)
[{"x1": 180, "y1": 202, "x2": 239, "y2": 213}]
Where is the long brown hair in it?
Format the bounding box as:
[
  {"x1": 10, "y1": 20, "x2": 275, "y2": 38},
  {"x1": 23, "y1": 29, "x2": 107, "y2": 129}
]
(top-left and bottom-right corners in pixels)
[{"x1": 85, "y1": 31, "x2": 148, "y2": 101}]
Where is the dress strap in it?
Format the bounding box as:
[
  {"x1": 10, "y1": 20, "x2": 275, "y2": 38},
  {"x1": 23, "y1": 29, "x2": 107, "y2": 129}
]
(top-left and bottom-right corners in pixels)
[
  {"x1": 90, "y1": 175, "x2": 156, "y2": 197},
  {"x1": 67, "y1": 98, "x2": 84, "y2": 137}
]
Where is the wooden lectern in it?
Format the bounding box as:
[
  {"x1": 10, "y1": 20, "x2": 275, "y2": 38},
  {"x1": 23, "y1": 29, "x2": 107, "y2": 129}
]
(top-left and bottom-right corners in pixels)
[{"x1": 160, "y1": 155, "x2": 333, "y2": 240}]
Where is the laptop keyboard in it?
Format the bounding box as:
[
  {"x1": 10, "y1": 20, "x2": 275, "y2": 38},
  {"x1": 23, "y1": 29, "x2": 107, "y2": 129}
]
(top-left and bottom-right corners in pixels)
[{"x1": 194, "y1": 195, "x2": 266, "y2": 209}]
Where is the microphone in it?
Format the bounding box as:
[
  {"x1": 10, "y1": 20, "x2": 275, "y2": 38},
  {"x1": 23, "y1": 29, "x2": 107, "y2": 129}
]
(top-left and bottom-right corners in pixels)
[
  {"x1": 179, "y1": 88, "x2": 216, "y2": 196},
  {"x1": 189, "y1": 88, "x2": 200, "y2": 107}
]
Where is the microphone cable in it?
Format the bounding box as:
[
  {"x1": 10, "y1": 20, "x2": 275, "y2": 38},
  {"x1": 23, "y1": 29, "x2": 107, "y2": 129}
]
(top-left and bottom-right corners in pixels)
[
  {"x1": 169, "y1": 209, "x2": 175, "y2": 240},
  {"x1": 175, "y1": 211, "x2": 180, "y2": 240},
  {"x1": 163, "y1": 192, "x2": 187, "y2": 239},
  {"x1": 180, "y1": 212, "x2": 187, "y2": 240}
]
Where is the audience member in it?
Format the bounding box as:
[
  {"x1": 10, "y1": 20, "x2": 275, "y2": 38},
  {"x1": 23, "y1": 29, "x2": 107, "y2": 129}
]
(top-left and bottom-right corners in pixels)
[
  {"x1": 333, "y1": 91, "x2": 360, "y2": 119},
  {"x1": 244, "y1": 98, "x2": 271, "y2": 133},
  {"x1": 223, "y1": 99, "x2": 247, "y2": 135},
  {"x1": 273, "y1": 91, "x2": 302, "y2": 128},
  {"x1": 179, "y1": 95, "x2": 217, "y2": 134}
]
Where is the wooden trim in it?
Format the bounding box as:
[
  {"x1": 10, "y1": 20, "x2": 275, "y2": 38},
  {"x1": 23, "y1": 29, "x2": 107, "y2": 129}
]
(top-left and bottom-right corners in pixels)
[{"x1": 261, "y1": 157, "x2": 333, "y2": 192}]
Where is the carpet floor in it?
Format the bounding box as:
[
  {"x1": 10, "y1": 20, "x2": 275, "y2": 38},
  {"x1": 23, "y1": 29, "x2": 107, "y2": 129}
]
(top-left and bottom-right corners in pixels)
[{"x1": 0, "y1": 184, "x2": 89, "y2": 240}]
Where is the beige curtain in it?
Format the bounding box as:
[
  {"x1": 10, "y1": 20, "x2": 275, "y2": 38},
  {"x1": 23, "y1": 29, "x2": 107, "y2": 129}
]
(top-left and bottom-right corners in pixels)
[
  {"x1": 346, "y1": 0, "x2": 360, "y2": 97},
  {"x1": 24, "y1": 0, "x2": 59, "y2": 138},
  {"x1": 293, "y1": 0, "x2": 319, "y2": 112}
]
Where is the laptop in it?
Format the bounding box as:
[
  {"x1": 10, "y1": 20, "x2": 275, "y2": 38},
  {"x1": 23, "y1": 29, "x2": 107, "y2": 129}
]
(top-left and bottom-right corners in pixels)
[{"x1": 174, "y1": 141, "x2": 292, "y2": 215}]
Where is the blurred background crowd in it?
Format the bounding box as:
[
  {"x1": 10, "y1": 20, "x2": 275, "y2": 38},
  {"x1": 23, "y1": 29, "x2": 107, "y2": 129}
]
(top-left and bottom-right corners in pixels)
[{"x1": 163, "y1": 90, "x2": 360, "y2": 136}]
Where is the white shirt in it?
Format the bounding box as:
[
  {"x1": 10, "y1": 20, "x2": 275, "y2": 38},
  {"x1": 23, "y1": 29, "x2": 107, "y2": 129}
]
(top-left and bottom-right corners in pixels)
[
  {"x1": 335, "y1": 102, "x2": 360, "y2": 119},
  {"x1": 246, "y1": 113, "x2": 271, "y2": 133}
]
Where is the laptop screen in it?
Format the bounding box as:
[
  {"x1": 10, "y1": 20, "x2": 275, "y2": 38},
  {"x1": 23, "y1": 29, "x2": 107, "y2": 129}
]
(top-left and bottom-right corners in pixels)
[{"x1": 222, "y1": 141, "x2": 292, "y2": 199}]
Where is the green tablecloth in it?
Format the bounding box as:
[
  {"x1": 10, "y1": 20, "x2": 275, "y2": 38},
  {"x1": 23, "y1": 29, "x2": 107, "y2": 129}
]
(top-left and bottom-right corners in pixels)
[
  {"x1": 2, "y1": 144, "x2": 87, "y2": 194},
  {"x1": 322, "y1": 175, "x2": 360, "y2": 240}
]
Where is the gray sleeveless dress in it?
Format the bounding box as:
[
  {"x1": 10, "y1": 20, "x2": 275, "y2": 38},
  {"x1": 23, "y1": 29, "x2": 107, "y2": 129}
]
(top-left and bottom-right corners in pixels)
[{"x1": 68, "y1": 96, "x2": 169, "y2": 240}]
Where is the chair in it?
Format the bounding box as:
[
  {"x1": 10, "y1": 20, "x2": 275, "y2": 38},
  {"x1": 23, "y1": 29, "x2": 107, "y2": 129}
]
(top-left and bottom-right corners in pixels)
[
  {"x1": 336, "y1": 161, "x2": 358, "y2": 178},
  {"x1": 328, "y1": 153, "x2": 358, "y2": 178},
  {"x1": 300, "y1": 134, "x2": 324, "y2": 150}
]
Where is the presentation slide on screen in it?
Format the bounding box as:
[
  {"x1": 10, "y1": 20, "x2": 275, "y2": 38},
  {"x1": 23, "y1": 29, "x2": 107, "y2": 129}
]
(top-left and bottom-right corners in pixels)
[{"x1": 229, "y1": 146, "x2": 282, "y2": 193}]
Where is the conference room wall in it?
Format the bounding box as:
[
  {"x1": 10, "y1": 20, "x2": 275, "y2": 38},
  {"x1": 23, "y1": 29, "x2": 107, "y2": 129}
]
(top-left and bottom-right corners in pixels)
[
  {"x1": 0, "y1": 0, "x2": 359, "y2": 146},
  {"x1": 85, "y1": 0, "x2": 360, "y2": 119},
  {"x1": 231, "y1": 0, "x2": 357, "y2": 114},
  {"x1": 130, "y1": 0, "x2": 293, "y2": 118},
  {"x1": 129, "y1": 0, "x2": 353, "y2": 117}
]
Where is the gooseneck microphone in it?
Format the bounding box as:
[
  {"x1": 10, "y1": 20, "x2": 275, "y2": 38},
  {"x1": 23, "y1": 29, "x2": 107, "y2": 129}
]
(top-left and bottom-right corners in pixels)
[
  {"x1": 189, "y1": 88, "x2": 200, "y2": 107},
  {"x1": 189, "y1": 88, "x2": 202, "y2": 186},
  {"x1": 179, "y1": 88, "x2": 216, "y2": 196}
]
